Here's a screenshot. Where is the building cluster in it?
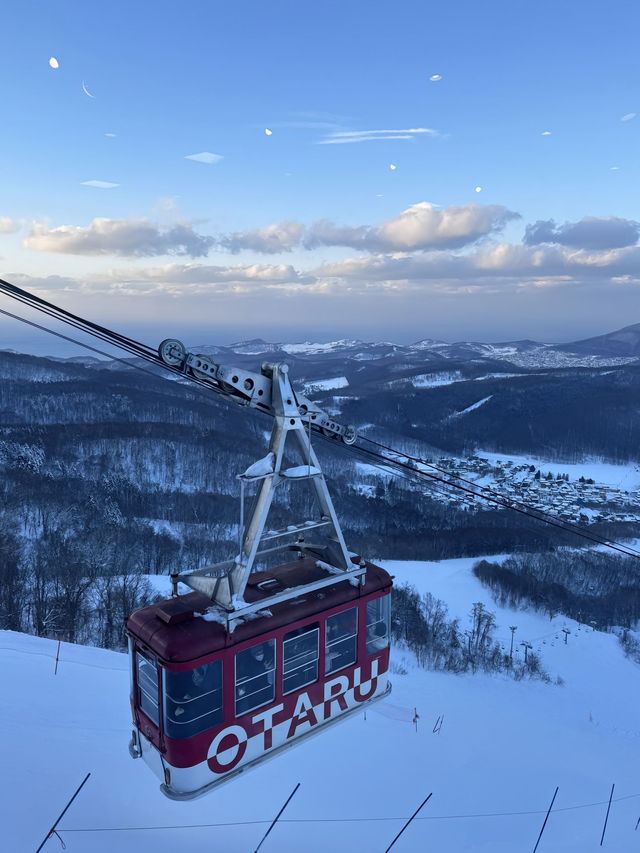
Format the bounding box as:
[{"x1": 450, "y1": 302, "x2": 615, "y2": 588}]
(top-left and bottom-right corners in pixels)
[{"x1": 425, "y1": 456, "x2": 640, "y2": 524}]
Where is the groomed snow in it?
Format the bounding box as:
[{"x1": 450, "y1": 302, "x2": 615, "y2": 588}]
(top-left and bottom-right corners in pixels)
[
  {"x1": 450, "y1": 395, "x2": 493, "y2": 418},
  {"x1": 3, "y1": 555, "x2": 640, "y2": 852}
]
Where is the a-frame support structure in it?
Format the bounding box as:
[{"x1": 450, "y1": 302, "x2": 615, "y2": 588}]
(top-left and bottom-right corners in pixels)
[{"x1": 171, "y1": 363, "x2": 366, "y2": 628}]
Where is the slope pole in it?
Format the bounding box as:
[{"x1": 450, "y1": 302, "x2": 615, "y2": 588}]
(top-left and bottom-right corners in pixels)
[
  {"x1": 532, "y1": 786, "x2": 559, "y2": 853},
  {"x1": 600, "y1": 783, "x2": 615, "y2": 846},
  {"x1": 35, "y1": 772, "x2": 91, "y2": 852},
  {"x1": 385, "y1": 792, "x2": 433, "y2": 852},
  {"x1": 253, "y1": 782, "x2": 300, "y2": 853}
]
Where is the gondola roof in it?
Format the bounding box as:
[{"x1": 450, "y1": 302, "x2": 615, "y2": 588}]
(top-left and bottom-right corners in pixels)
[{"x1": 128, "y1": 557, "x2": 392, "y2": 663}]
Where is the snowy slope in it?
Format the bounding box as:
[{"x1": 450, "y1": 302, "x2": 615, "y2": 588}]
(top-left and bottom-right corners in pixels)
[{"x1": 3, "y1": 557, "x2": 640, "y2": 852}]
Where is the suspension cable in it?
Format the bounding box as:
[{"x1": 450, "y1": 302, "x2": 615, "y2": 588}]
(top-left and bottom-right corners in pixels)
[{"x1": 1, "y1": 278, "x2": 638, "y2": 561}]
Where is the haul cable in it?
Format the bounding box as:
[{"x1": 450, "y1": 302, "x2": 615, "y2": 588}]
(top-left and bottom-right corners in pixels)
[{"x1": 1, "y1": 278, "x2": 639, "y2": 562}]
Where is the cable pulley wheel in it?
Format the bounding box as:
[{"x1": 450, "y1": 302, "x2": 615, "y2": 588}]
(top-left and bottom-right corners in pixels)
[
  {"x1": 158, "y1": 339, "x2": 186, "y2": 367},
  {"x1": 342, "y1": 425, "x2": 357, "y2": 445},
  {"x1": 190, "y1": 354, "x2": 215, "y2": 381}
]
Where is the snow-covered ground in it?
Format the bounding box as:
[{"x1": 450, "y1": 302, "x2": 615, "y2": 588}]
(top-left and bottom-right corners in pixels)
[
  {"x1": 476, "y1": 451, "x2": 640, "y2": 490},
  {"x1": 450, "y1": 396, "x2": 493, "y2": 418},
  {"x1": 412, "y1": 371, "x2": 464, "y2": 388},
  {"x1": 303, "y1": 376, "x2": 349, "y2": 393},
  {"x1": 3, "y1": 556, "x2": 640, "y2": 852},
  {"x1": 282, "y1": 341, "x2": 363, "y2": 355}
]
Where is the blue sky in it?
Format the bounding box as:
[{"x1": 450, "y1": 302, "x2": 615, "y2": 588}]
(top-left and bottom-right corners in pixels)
[{"x1": 1, "y1": 0, "x2": 639, "y2": 352}]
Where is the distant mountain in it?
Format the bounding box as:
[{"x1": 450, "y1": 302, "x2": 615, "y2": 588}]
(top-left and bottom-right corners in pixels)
[
  {"x1": 226, "y1": 338, "x2": 285, "y2": 355},
  {"x1": 558, "y1": 323, "x2": 640, "y2": 357},
  {"x1": 200, "y1": 328, "x2": 639, "y2": 366}
]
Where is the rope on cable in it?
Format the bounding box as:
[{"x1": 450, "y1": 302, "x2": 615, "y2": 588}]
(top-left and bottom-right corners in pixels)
[{"x1": 1, "y1": 277, "x2": 639, "y2": 562}]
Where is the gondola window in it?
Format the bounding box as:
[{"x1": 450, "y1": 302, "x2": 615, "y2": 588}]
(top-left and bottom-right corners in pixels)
[
  {"x1": 164, "y1": 661, "x2": 223, "y2": 739},
  {"x1": 325, "y1": 608, "x2": 358, "y2": 674},
  {"x1": 366, "y1": 595, "x2": 390, "y2": 654},
  {"x1": 136, "y1": 652, "x2": 159, "y2": 726},
  {"x1": 283, "y1": 623, "x2": 319, "y2": 694},
  {"x1": 235, "y1": 640, "x2": 276, "y2": 716}
]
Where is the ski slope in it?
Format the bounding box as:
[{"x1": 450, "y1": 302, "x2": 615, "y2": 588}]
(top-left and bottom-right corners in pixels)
[{"x1": 3, "y1": 557, "x2": 640, "y2": 852}]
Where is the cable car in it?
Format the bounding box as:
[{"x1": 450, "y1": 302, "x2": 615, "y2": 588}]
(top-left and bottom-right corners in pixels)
[
  {"x1": 126, "y1": 344, "x2": 393, "y2": 799},
  {"x1": 127, "y1": 555, "x2": 391, "y2": 799}
]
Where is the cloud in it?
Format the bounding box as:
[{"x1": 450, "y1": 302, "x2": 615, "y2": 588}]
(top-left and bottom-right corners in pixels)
[
  {"x1": 7, "y1": 263, "x2": 316, "y2": 302},
  {"x1": 208, "y1": 203, "x2": 517, "y2": 256},
  {"x1": 81, "y1": 180, "x2": 119, "y2": 189},
  {"x1": 184, "y1": 151, "x2": 224, "y2": 164},
  {"x1": 621, "y1": 113, "x2": 637, "y2": 122},
  {"x1": 305, "y1": 203, "x2": 519, "y2": 251},
  {"x1": 11, "y1": 242, "x2": 640, "y2": 307},
  {"x1": 313, "y1": 242, "x2": 640, "y2": 292},
  {"x1": 129, "y1": 262, "x2": 315, "y2": 287},
  {"x1": 154, "y1": 196, "x2": 179, "y2": 213},
  {"x1": 318, "y1": 127, "x2": 440, "y2": 144},
  {"x1": 5, "y1": 273, "x2": 81, "y2": 291},
  {"x1": 524, "y1": 217, "x2": 640, "y2": 250},
  {"x1": 219, "y1": 222, "x2": 304, "y2": 254},
  {"x1": 24, "y1": 218, "x2": 215, "y2": 258},
  {"x1": 0, "y1": 217, "x2": 20, "y2": 234}
]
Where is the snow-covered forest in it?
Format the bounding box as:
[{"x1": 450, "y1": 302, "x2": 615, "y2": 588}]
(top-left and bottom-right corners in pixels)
[{"x1": 2, "y1": 350, "x2": 639, "y2": 658}]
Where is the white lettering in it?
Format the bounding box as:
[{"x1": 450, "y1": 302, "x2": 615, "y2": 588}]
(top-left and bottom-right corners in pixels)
[
  {"x1": 207, "y1": 724, "x2": 248, "y2": 773},
  {"x1": 292, "y1": 691, "x2": 313, "y2": 717},
  {"x1": 287, "y1": 691, "x2": 318, "y2": 738},
  {"x1": 323, "y1": 675, "x2": 349, "y2": 719},
  {"x1": 252, "y1": 702, "x2": 284, "y2": 731},
  {"x1": 252, "y1": 702, "x2": 284, "y2": 750}
]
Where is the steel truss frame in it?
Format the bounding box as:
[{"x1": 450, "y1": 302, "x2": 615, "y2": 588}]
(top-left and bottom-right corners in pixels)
[{"x1": 171, "y1": 363, "x2": 365, "y2": 628}]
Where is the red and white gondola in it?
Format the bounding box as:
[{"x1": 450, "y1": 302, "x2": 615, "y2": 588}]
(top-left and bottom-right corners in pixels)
[
  {"x1": 127, "y1": 556, "x2": 391, "y2": 799},
  {"x1": 126, "y1": 343, "x2": 393, "y2": 799}
]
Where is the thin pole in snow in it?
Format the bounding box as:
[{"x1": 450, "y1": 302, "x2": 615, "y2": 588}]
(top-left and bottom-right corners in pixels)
[
  {"x1": 532, "y1": 786, "x2": 559, "y2": 853},
  {"x1": 600, "y1": 783, "x2": 615, "y2": 846},
  {"x1": 253, "y1": 782, "x2": 300, "y2": 853},
  {"x1": 35, "y1": 772, "x2": 91, "y2": 852},
  {"x1": 384, "y1": 792, "x2": 433, "y2": 852},
  {"x1": 54, "y1": 639, "x2": 62, "y2": 675}
]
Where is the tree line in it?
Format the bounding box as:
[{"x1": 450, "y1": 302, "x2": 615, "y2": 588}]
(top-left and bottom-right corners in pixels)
[
  {"x1": 391, "y1": 584, "x2": 548, "y2": 681},
  {"x1": 473, "y1": 551, "x2": 640, "y2": 629}
]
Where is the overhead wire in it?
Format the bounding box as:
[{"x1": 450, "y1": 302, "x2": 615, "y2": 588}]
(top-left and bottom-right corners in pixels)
[
  {"x1": 55, "y1": 789, "x2": 640, "y2": 833},
  {"x1": 0, "y1": 307, "x2": 179, "y2": 383},
  {"x1": 1, "y1": 277, "x2": 639, "y2": 561}
]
